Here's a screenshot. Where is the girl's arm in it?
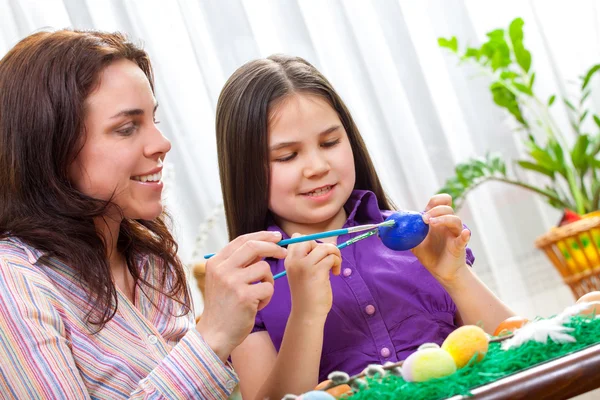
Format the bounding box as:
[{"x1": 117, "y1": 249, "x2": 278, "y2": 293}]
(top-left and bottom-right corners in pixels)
[
  {"x1": 412, "y1": 194, "x2": 515, "y2": 334},
  {"x1": 233, "y1": 237, "x2": 341, "y2": 400},
  {"x1": 442, "y1": 265, "x2": 514, "y2": 333},
  {"x1": 232, "y1": 313, "x2": 327, "y2": 400}
]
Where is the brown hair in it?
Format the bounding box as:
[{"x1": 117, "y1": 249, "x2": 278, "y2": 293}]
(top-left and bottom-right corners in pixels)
[
  {"x1": 216, "y1": 54, "x2": 394, "y2": 240},
  {"x1": 0, "y1": 30, "x2": 189, "y2": 328}
]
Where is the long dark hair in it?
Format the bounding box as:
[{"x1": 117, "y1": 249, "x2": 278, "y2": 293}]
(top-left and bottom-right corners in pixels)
[
  {"x1": 0, "y1": 30, "x2": 190, "y2": 328},
  {"x1": 216, "y1": 54, "x2": 394, "y2": 240}
]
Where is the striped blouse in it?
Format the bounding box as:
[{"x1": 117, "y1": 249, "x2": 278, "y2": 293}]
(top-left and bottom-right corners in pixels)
[{"x1": 0, "y1": 237, "x2": 238, "y2": 399}]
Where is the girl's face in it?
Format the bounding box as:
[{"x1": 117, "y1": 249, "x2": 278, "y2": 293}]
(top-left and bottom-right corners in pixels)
[
  {"x1": 69, "y1": 59, "x2": 171, "y2": 221},
  {"x1": 268, "y1": 93, "x2": 356, "y2": 233}
]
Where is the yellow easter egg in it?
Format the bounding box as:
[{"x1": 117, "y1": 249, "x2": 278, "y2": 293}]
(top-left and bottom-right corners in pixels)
[
  {"x1": 442, "y1": 325, "x2": 488, "y2": 369},
  {"x1": 401, "y1": 343, "x2": 456, "y2": 382}
]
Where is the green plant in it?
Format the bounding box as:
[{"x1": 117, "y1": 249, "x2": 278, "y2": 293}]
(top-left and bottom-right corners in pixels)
[{"x1": 438, "y1": 18, "x2": 600, "y2": 215}]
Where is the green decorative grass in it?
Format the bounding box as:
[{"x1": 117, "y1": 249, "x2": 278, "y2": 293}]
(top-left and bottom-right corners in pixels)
[{"x1": 350, "y1": 316, "x2": 600, "y2": 400}]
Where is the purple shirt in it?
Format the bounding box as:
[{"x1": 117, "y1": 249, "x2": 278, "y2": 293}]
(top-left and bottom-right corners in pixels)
[{"x1": 253, "y1": 190, "x2": 474, "y2": 382}]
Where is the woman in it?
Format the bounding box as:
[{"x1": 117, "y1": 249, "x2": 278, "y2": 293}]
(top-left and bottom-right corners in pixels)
[{"x1": 0, "y1": 29, "x2": 284, "y2": 399}]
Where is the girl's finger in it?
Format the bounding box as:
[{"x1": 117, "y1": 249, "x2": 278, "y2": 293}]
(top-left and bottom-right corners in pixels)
[
  {"x1": 429, "y1": 215, "x2": 463, "y2": 236},
  {"x1": 453, "y1": 229, "x2": 471, "y2": 251},
  {"x1": 287, "y1": 233, "x2": 317, "y2": 259},
  {"x1": 424, "y1": 194, "x2": 452, "y2": 212},
  {"x1": 423, "y1": 205, "x2": 454, "y2": 223},
  {"x1": 304, "y1": 243, "x2": 341, "y2": 267},
  {"x1": 314, "y1": 253, "x2": 342, "y2": 276}
]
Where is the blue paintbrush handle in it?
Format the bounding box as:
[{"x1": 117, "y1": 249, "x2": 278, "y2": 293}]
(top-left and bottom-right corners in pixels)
[
  {"x1": 277, "y1": 228, "x2": 349, "y2": 246},
  {"x1": 273, "y1": 229, "x2": 377, "y2": 280},
  {"x1": 203, "y1": 228, "x2": 350, "y2": 259}
]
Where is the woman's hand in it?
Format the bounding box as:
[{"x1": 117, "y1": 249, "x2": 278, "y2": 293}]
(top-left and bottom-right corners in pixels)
[
  {"x1": 196, "y1": 231, "x2": 287, "y2": 362},
  {"x1": 411, "y1": 194, "x2": 470, "y2": 284},
  {"x1": 285, "y1": 234, "x2": 341, "y2": 320}
]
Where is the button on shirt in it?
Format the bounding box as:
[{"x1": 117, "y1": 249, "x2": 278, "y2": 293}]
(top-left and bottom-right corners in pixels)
[
  {"x1": 252, "y1": 190, "x2": 475, "y2": 382},
  {"x1": 0, "y1": 238, "x2": 238, "y2": 399}
]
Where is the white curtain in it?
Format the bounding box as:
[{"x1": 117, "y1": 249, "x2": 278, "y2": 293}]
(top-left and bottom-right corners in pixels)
[{"x1": 3, "y1": 0, "x2": 599, "y2": 318}]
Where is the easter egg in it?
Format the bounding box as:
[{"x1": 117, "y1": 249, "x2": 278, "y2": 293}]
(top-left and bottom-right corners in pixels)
[
  {"x1": 493, "y1": 316, "x2": 529, "y2": 336},
  {"x1": 401, "y1": 343, "x2": 456, "y2": 382},
  {"x1": 576, "y1": 291, "x2": 600, "y2": 316},
  {"x1": 297, "y1": 391, "x2": 336, "y2": 400},
  {"x1": 442, "y1": 325, "x2": 488, "y2": 369},
  {"x1": 314, "y1": 380, "x2": 352, "y2": 398},
  {"x1": 378, "y1": 211, "x2": 429, "y2": 251}
]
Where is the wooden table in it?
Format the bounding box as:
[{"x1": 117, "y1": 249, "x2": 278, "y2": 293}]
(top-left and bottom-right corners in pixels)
[{"x1": 447, "y1": 343, "x2": 600, "y2": 399}]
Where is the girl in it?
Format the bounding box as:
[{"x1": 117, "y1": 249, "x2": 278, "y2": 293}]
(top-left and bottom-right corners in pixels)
[
  {"x1": 0, "y1": 30, "x2": 286, "y2": 399},
  {"x1": 215, "y1": 54, "x2": 515, "y2": 399}
]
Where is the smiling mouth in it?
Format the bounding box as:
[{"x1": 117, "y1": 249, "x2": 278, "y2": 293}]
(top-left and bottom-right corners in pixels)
[
  {"x1": 131, "y1": 171, "x2": 162, "y2": 183},
  {"x1": 303, "y1": 185, "x2": 334, "y2": 197}
]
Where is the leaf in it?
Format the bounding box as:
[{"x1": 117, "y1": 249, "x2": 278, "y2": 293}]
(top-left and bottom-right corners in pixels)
[
  {"x1": 438, "y1": 36, "x2": 458, "y2": 52},
  {"x1": 517, "y1": 160, "x2": 555, "y2": 178},
  {"x1": 463, "y1": 47, "x2": 480, "y2": 60},
  {"x1": 513, "y1": 40, "x2": 532, "y2": 72},
  {"x1": 594, "y1": 115, "x2": 600, "y2": 129},
  {"x1": 508, "y1": 18, "x2": 525, "y2": 44},
  {"x1": 580, "y1": 110, "x2": 589, "y2": 124},
  {"x1": 580, "y1": 90, "x2": 591, "y2": 105},
  {"x1": 514, "y1": 82, "x2": 533, "y2": 96},
  {"x1": 564, "y1": 99, "x2": 577, "y2": 111},
  {"x1": 487, "y1": 29, "x2": 505, "y2": 40},
  {"x1": 529, "y1": 148, "x2": 558, "y2": 170},
  {"x1": 500, "y1": 71, "x2": 519, "y2": 80},
  {"x1": 548, "y1": 95, "x2": 556, "y2": 106},
  {"x1": 571, "y1": 134, "x2": 590, "y2": 169},
  {"x1": 490, "y1": 82, "x2": 527, "y2": 125},
  {"x1": 508, "y1": 18, "x2": 532, "y2": 72},
  {"x1": 581, "y1": 64, "x2": 600, "y2": 90},
  {"x1": 529, "y1": 72, "x2": 536, "y2": 89}
]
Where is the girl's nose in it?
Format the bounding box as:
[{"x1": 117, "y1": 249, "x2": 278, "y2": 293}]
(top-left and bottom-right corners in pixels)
[{"x1": 303, "y1": 150, "x2": 330, "y2": 178}]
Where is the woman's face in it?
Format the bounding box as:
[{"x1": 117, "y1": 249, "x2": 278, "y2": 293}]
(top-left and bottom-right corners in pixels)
[{"x1": 69, "y1": 59, "x2": 171, "y2": 220}]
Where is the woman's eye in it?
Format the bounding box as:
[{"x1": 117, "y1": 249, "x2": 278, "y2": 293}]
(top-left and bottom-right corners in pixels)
[
  {"x1": 322, "y1": 139, "x2": 340, "y2": 148},
  {"x1": 153, "y1": 117, "x2": 161, "y2": 124},
  {"x1": 116, "y1": 123, "x2": 137, "y2": 136},
  {"x1": 275, "y1": 152, "x2": 297, "y2": 162}
]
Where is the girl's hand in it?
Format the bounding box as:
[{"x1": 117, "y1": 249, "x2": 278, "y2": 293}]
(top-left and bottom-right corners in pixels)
[
  {"x1": 285, "y1": 234, "x2": 342, "y2": 320},
  {"x1": 196, "y1": 231, "x2": 287, "y2": 362},
  {"x1": 411, "y1": 194, "x2": 470, "y2": 284}
]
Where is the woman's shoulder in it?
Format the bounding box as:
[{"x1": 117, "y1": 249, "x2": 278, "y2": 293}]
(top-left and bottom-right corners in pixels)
[
  {"x1": 0, "y1": 237, "x2": 44, "y2": 272},
  {"x1": 0, "y1": 237, "x2": 62, "y2": 302}
]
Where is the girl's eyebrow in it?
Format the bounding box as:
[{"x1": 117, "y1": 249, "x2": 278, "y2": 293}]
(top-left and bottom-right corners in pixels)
[{"x1": 269, "y1": 125, "x2": 341, "y2": 151}]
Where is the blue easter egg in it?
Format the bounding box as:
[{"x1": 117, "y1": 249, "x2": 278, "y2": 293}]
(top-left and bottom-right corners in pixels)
[
  {"x1": 378, "y1": 211, "x2": 429, "y2": 251},
  {"x1": 297, "y1": 391, "x2": 336, "y2": 400}
]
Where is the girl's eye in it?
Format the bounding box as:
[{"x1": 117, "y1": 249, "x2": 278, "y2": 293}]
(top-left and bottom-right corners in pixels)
[
  {"x1": 275, "y1": 152, "x2": 297, "y2": 162},
  {"x1": 322, "y1": 139, "x2": 340, "y2": 148},
  {"x1": 153, "y1": 117, "x2": 161, "y2": 124}
]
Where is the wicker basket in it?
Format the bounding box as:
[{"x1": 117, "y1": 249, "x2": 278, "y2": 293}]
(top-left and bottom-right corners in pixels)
[{"x1": 535, "y1": 215, "x2": 600, "y2": 299}]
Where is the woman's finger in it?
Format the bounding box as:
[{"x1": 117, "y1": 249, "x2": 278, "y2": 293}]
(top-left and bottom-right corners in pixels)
[
  {"x1": 241, "y1": 260, "x2": 274, "y2": 285},
  {"x1": 210, "y1": 230, "x2": 283, "y2": 264},
  {"x1": 222, "y1": 240, "x2": 287, "y2": 272}
]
